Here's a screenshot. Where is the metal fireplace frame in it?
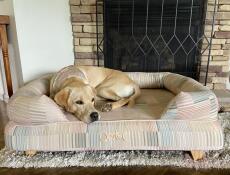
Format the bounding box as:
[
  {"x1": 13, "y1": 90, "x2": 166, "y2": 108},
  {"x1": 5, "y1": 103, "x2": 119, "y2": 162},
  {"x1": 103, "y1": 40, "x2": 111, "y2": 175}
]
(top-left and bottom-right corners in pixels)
[{"x1": 96, "y1": 0, "x2": 217, "y2": 85}]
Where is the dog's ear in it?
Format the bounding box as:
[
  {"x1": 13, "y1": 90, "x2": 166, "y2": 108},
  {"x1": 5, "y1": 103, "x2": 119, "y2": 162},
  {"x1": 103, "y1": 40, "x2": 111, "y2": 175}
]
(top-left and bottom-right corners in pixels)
[{"x1": 54, "y1": 88, "x2": 71, "y2": 110}]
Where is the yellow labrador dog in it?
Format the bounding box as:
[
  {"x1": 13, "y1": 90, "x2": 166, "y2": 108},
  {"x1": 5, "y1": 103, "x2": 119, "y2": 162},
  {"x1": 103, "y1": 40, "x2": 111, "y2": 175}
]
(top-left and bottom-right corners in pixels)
[{"x1": 50, "y1": 65, "x2": 140, "y2": 124}]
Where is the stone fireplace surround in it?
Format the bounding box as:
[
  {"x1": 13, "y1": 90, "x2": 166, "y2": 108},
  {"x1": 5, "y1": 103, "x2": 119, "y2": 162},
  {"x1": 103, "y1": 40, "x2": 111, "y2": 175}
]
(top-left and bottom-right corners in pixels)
[{"x1": 70, "y1": 0, "x2": 230, "y2": 90}]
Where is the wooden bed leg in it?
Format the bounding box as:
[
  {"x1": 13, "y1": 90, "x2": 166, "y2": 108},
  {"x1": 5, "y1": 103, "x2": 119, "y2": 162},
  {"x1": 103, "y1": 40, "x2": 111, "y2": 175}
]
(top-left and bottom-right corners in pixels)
[
  {"x1": 25, "y1": 150, "x2": 37, "y2": 157},
  {"x1": 190, "y1": 150, "x2": 205, "y2": 161}
]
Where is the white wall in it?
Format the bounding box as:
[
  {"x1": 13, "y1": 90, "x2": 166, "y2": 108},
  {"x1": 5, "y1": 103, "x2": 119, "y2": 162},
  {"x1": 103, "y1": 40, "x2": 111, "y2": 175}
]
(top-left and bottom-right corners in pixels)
[
  {"x1": 13, "y1": 0, "x2": 74, "y2": 82},
  {"x1": 0, "y1": 0, "x2": 9, "y2": 100},
  {"x1": 0, "y1": 0, "x2": 22, "y2": 100}
]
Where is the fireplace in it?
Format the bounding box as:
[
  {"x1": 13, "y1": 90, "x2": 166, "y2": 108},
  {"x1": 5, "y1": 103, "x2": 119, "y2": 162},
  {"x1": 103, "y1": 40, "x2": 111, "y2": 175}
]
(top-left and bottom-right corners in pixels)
[
  {"x1": 96, "y1": 0, "x2": 215, "y2": 81},
  {"x1": 71, "y1": 0, "x2": 230, "y2": 89}
]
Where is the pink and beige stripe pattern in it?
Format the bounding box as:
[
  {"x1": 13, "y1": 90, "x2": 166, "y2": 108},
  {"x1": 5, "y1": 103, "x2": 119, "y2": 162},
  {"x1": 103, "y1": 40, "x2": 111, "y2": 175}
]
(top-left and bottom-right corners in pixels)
[
  {"x1": 162, "y1": 91, "x2": 219, "y2": 121},
  {"x1": 5, "y1": 70, "x2": 223, "y2": 151},
  {"x1": 5, "y1": 120, "x2": 223, "y2": 151}
]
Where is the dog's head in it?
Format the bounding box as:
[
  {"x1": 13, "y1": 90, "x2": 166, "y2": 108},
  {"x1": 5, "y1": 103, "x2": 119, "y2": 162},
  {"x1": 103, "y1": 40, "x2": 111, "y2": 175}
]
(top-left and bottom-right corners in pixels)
[{"x1": 54, "y1": 84, "x2": 100, "y2": 123}]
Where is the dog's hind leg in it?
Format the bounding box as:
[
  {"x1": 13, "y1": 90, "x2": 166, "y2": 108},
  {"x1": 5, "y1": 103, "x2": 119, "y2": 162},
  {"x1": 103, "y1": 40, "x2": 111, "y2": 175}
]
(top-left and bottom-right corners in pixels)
[
  {"x1": 96, "y1": 88, "x2": 122, "y2": 101},
  {"x1": 110, "y1": 98, "x2": 130, "y2": 109},
  {"x1": 96, "y1": 88, "x2": 130, "y2": 112},
  {"x1": 97, "y1": 89, "x2": 121, "y2": 112},
  {"x1": 101, "y1": 98, "x2": 130, "y2": 112},
  {"x1": 127, "y1": 84, "x2": 140, "y2": 108}
]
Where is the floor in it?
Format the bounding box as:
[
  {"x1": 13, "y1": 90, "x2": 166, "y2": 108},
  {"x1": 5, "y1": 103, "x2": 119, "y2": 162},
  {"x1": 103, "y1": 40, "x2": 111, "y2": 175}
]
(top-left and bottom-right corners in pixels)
[{"x1": 0, "y1": 101, "x2": 230, "y2": 174}]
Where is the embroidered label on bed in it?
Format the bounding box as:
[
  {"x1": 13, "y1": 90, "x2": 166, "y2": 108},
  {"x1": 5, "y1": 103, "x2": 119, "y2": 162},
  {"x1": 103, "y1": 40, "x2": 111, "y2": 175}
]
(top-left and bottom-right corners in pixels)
[{"x1": 100, "y1": 132, "x2": 125, "y2": 143}]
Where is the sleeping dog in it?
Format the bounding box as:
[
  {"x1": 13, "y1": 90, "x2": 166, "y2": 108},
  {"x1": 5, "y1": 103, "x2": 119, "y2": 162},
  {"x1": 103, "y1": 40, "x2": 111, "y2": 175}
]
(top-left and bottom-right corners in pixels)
[{"x1": 50, "y1": 65, "x2": 140, "y2": 123}]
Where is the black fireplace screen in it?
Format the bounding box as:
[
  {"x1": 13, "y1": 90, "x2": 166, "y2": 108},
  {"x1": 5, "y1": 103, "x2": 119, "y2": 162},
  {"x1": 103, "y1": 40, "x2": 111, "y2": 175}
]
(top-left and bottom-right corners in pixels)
[{"x1": 96, "y1": 0, "x2": 217, "y2": 83}]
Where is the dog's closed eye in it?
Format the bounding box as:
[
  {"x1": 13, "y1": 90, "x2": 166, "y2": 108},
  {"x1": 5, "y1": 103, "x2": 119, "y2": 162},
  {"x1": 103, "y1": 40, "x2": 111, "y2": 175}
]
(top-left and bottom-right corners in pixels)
[{"x1": 75, "y1": 100, "x2": 84, "y2": 105}]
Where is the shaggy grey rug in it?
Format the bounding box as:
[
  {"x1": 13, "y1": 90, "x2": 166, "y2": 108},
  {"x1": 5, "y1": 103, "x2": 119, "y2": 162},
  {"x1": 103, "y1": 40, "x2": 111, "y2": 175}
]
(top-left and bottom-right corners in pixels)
[{"x1": 0, "y1": 113, "x2": 230, "y2": 169}]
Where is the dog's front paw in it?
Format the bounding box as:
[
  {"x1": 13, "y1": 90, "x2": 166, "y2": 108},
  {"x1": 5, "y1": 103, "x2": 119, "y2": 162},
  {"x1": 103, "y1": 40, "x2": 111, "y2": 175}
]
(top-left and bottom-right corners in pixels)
[{"x1": 101, "y1": 103, "x2": 112, "y2": 112}]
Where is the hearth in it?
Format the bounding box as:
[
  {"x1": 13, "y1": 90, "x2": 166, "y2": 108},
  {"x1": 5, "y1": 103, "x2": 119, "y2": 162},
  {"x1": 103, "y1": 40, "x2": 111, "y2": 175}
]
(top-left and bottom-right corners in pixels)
[{"x1": 96, "y1": 0, "x2": 217, "y2": 83}]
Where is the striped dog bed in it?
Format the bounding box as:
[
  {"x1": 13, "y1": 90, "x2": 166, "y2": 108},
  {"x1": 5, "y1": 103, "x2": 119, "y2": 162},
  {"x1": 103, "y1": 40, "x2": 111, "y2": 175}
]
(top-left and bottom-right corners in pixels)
[{"x1": 5, "y1": 72, "x2": 223, "y2": 151}]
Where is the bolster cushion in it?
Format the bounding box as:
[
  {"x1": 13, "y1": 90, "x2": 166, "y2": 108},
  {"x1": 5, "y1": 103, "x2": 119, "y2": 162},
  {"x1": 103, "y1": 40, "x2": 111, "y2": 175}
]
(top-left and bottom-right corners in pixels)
[
  {"x1": 7, "y1": 72, "x2": 219, "y2": 125},
  {"x1": 161, "y1": 91, "x2": 219, "y2": 121},
  {"x1": 7, "y1": 74, "x2": 68, "y2": 125}
]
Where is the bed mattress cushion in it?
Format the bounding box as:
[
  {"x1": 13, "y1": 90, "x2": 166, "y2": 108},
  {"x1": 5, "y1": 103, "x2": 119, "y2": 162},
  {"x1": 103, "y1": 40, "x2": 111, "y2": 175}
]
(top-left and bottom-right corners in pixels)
[
  {"x1": 5, "y1": 119, "x2": 223, "y2": 151},
  {"x1": 5, "y1": 71, "x2": 224, "y2": 151}
]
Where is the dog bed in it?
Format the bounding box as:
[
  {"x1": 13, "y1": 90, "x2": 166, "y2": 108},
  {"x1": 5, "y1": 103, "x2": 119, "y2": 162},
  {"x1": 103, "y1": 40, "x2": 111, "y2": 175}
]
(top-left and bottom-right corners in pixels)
[{"x1": 5, "y1": 72, "x2": 223, "y2": 152}]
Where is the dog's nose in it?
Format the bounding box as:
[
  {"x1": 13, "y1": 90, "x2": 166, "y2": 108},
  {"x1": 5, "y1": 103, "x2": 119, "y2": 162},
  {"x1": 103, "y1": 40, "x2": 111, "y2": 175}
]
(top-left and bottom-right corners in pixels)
[{"x1": 90, "y1": 112, "x2": 99, "y2": 122}]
